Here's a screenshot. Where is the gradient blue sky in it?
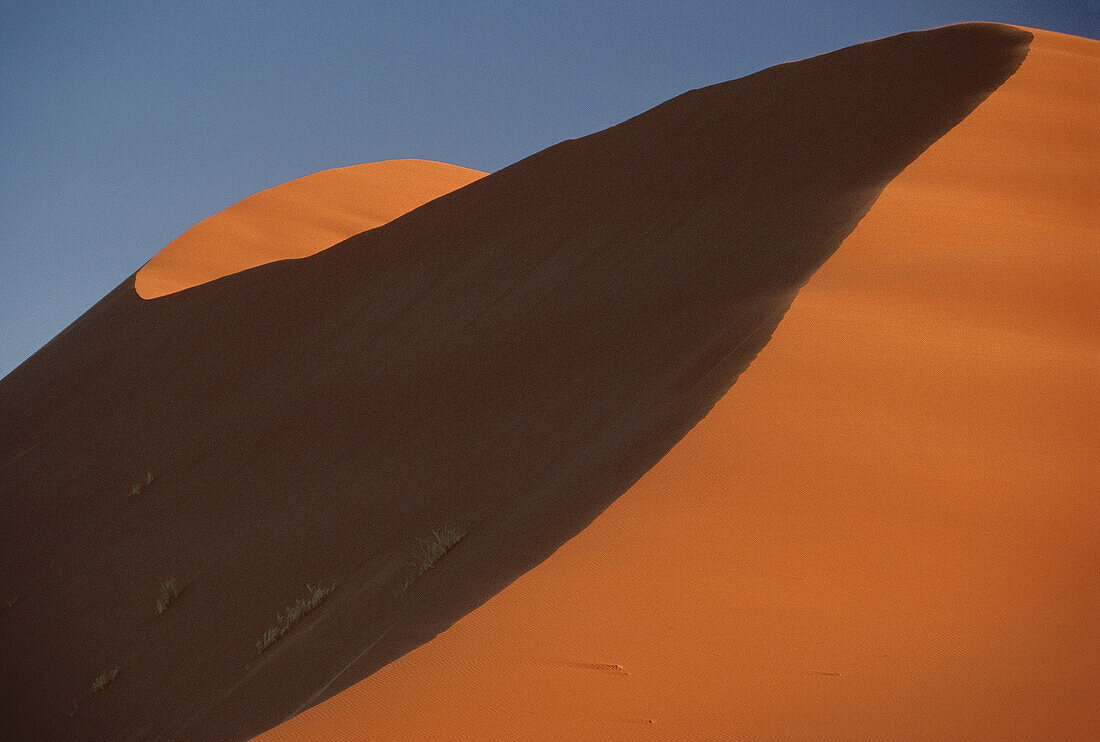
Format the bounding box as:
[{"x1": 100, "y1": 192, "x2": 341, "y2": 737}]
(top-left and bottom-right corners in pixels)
[{"x1": 2, "y1": 1, "x2": 1096, "y2": 377}]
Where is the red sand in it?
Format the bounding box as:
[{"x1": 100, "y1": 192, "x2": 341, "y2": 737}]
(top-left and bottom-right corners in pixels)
[
  {"x1": 135, "y1": 160, "x2": 485, "y2": 299},
  {"x1": 254, "y1": 28, "x2": 1099, "y2": 742}
]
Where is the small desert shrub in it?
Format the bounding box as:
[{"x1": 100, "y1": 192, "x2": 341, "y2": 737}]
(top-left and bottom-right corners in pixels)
[
  {"x1": 90, "y1": 667, "x2": 118, "y2": 694},
  {"x1": 155, "y1": 578, "x2": 180, "y2": 614},
  {"x1": 129, "y1": 471, "x2": 154, "y2": 496},
  {"x1": 403, "y1": 526, "x2": 466, "y2": 590},
  {"x1": 255, "y1": 583, "x2": 335, "y2": 655}
]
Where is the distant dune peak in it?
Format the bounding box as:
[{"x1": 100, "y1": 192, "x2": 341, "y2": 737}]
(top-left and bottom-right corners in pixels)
[{"x1": 134, "y1": 159, "x2": 486, "y2": 299}]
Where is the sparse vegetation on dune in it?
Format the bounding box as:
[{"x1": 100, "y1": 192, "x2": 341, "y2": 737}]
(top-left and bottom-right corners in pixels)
[
  {"x1": 403, "y1": 526, "x2": 466, "y2": 590},
  {"x1": 255, "y1": 583, "x2": 335, "y2": 655},
  {"x1": 90, "y1": 668, "x2": 118, "y2": 694},
  {"x1": 129, "y1": 470, "x2": 154, "y2": 496},
  {"x1": 155, "y1": 578, "x2": 180, "y2": 615}
]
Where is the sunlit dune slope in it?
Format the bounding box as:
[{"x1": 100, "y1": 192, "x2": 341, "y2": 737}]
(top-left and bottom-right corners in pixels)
[
  {"x1": 256, "y1": 28, "x2": 1099, "y2": 742},
  {"x1": 0, "y1": 23, "x2": 1039, "y2": 742},
  {"x1": 135, "y1": 159, "x2": 486, "y2": 298}
]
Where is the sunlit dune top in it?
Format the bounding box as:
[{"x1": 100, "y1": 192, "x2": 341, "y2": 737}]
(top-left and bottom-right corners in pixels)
[{"x1": 135, "y1": 159, "x2": 486, "y2": 298}]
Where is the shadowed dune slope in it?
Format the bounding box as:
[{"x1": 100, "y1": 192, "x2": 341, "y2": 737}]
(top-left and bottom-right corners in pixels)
[
  {"x1": 135, "y1": 160, "x2": 486, "y2": 299},
  {"x1": 256, "y1": 28, "x2": 1099, "y2": 741},
  {"x1": 0, "y1": 23, "x2": 1033, "y2": 742}
]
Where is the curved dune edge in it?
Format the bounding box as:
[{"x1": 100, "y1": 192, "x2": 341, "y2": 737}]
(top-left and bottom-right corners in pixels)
[
  {"x1": 134, "y1": 159, "x2": 486, "y2": 299},
  {"x1": 254, "y1": 28, "x2": 1099, "y2": 742}
]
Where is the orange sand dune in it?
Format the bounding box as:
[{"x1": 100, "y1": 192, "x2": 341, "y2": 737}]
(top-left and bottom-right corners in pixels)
[
  {"x1": 256, "y1": 28, "x2": 1099, "y2": 741},
  {"x1": 135, "y1": 160, "x2": 485, "y2": 299},
  {"x1": 2, "y1": 23, "x2": 1079, "y2": 742}
]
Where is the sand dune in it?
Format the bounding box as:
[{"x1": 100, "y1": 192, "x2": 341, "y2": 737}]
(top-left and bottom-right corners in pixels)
[
  {"x1": 135, "y1": 160, "x2": 485, "y2": 299},
  {"x1": 2, "y1": 22, "x2": 1088, "y2": 742},
  {"x1": 255, "y1": 28, "x2": 1099, "y2": 741}
]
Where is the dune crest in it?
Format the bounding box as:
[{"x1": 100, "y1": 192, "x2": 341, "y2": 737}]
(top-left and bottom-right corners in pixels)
[
  {"x1": 257, "y1": 27, "x2": 1099, "y2": 742},
  {"x1": 0, "y1": 23, "x2": 1039, "y2": 742},
  {"x1": 134, "y1": 159, "x2": 486, "y2": 299}
]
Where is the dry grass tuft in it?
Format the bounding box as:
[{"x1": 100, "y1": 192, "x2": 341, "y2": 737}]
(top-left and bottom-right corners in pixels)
[
  {"x1": 403, "y1": 526, "x2": 466, "y2": 590},
  {"x1": 90, "y1": 667, "x2": 118, "y2": 694},
  {"x1": 255, "y1": 583, "x2": 335, "y2": 655},
  {"x1": 155, "y1": 578, "x2": 180, "y2": 615}
]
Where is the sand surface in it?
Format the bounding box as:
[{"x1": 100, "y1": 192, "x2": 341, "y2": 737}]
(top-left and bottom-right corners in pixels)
[
  {"x1": 253, "y1": 28, "x2": 1099, "y2": 742},
  {"x1": 135, "y1": 160, "x2": 485, "y2": 298},
  {"x1": 2, "y1": 23, "x2": 1086, "y2": 742}
]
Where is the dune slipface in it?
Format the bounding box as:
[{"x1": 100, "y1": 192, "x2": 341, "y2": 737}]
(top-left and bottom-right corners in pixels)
[{"x1": 1, "y1": 24, "x2": 1036, "y2": 742}]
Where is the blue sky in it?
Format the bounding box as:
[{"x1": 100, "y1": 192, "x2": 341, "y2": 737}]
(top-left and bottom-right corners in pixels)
[{"x1": 2, "y1": 1, "x2": 1096, "y2": 377}]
